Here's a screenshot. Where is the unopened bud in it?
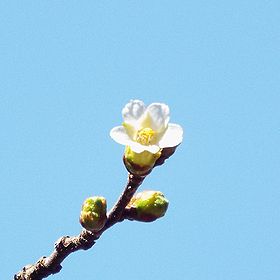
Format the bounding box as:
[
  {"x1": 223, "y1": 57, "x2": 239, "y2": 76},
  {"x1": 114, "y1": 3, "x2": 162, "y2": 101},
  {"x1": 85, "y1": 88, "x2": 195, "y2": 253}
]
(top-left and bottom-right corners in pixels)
[
  {"x1": 123, "y1": 146, "x2": 161, "y2": 176},
  {"x1": 126, "y1": 191, "x2": 169, "y2": 222},
  {"x1": 80, "y1": 196, "x2": 107, "y2": 232}
]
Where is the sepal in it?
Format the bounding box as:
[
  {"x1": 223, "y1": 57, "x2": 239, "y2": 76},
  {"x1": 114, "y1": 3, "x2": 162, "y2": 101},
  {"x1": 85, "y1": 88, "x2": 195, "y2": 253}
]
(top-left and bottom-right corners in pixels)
[{"x1": 123, "y1": 146, "x2": 161, "y2": 176}]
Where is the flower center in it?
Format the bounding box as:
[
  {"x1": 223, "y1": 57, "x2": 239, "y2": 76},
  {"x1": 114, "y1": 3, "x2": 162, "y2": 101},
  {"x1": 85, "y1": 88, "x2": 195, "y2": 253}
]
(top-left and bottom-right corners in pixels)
[{"x1": 136, "y1": 128, "x2": 155, "y2": 145}]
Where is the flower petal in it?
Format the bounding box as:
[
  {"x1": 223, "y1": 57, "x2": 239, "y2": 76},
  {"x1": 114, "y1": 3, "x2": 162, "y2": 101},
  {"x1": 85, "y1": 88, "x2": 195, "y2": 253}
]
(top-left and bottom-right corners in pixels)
[
  {"x1": 110, "y1": 126, "x2": 132, "y2": 145},
  {"x1": 122, "y1": 100, "x2": 145, "y2": 125},
  {"x1": 145, "y1": 144, "x2": 161, "y2": 153},
  {"x1": 145, "y1": 103, "x2": 170, "y2": 132},
  {"x1": 129, "y1": 142, "x2": 160, "y2": 154},
  {"x1": 158, "y1": 123, "x2": 183, "y2": 148},
  {"x1": 122, "y1": 122, "x2": 137, "y2": 139}
]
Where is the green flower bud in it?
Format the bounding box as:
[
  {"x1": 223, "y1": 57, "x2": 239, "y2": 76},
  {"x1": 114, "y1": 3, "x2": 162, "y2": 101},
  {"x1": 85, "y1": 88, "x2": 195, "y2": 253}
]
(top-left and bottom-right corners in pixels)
[
  {"x1": 126, "y1": 191, "x2": 169, "y2": 222},
  {"x1": 123, "y1": 146, "x2": 161, "y2": 176},
  {"x1": 80, "y1": 196, "x2": 107, "y2": 232}
]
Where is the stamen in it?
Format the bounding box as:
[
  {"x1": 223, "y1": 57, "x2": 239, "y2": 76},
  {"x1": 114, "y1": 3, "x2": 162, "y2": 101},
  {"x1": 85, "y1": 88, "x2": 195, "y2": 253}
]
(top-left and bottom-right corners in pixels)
[{"x1": 136, "y1": 128, "x2": 155, "y2": 145}]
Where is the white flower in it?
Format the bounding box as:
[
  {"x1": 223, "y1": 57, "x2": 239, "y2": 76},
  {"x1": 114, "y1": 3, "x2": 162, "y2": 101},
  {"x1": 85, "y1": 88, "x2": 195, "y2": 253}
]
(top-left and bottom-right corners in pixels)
[{"x1": 110, "y1": 100, "x2": 183, "y2": 154}]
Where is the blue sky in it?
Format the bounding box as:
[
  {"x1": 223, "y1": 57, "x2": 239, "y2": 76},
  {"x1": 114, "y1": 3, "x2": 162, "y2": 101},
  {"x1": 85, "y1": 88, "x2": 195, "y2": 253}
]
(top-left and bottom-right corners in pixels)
[{"x1": 1, "y1": 1, "x2": 279, "y2": 279}]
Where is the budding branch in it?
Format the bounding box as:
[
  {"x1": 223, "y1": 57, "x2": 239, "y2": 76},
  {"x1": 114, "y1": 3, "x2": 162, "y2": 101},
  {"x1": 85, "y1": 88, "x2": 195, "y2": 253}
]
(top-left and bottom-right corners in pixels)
[
  {"x1": 14, "y1": 174, "x2": 145, "y2": 280},
  {"x1": 14, "y1": 146, "x2": 176, "y2": 280}
]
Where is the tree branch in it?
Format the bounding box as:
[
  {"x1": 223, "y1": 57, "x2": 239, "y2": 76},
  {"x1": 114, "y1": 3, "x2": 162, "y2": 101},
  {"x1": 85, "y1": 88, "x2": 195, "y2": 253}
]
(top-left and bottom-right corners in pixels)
[{"x1": 14, "y1": 173, "x2": 145, "y2": 280}]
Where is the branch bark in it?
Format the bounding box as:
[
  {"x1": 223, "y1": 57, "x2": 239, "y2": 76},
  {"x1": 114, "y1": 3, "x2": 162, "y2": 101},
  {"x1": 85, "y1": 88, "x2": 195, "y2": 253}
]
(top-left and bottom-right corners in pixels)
[{"x1": 14, "y1": 173, "x2": 145, "y2": 280}]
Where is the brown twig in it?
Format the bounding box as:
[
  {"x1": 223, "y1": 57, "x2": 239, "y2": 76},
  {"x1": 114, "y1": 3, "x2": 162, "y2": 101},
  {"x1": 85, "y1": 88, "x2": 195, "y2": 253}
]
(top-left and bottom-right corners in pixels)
[{"x1": 14, "y1": 173, "x2": 145, "y2": 280}]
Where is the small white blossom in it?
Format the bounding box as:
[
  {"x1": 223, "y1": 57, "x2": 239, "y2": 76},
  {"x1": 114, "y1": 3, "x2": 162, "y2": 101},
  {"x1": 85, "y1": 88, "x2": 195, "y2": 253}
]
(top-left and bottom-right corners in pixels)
[{"x1": 110, "y1": 100, "x2": 183, "y2": 153}]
